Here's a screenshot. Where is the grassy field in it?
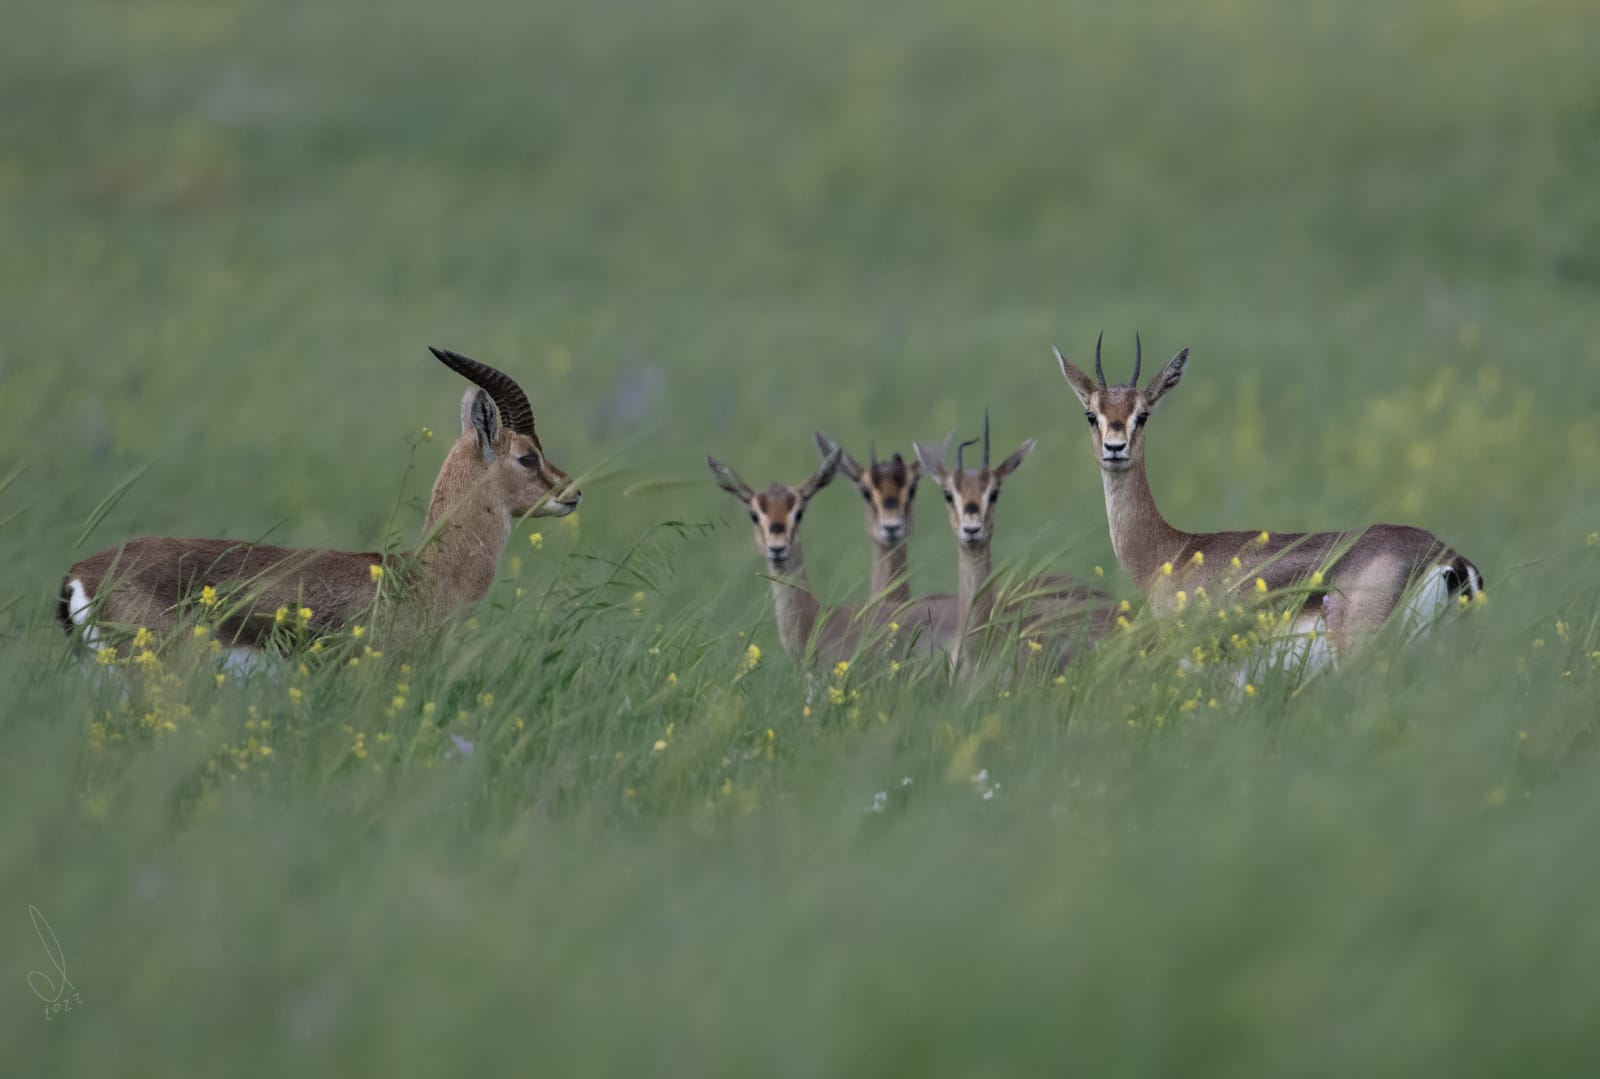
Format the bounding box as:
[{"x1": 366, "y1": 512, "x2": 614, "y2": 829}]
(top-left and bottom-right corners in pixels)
[{"x1": 4, "y1": 0, "x2": 1600, "y2": 1073}]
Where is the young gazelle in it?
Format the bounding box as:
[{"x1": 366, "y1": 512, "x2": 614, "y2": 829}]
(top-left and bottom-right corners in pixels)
[
  {"x1": 915, "y1": 415, "x2": 1111, "y2": 669},
  {"x1": 59, "y1": 347, "x2": 581, "y2": 659},
  {"x1": 1054, "y1": 334, "x2": 1483, "y2": 662}
]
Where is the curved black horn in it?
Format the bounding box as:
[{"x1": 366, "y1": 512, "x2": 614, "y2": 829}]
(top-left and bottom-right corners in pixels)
[
  {"x1": 429, "y1": 347, "x2": 536, "y2": 436},
  {"x1": 983, "y1": 408, "x2": 991, "y2": 470},
  {"x1": 1131, "y1": 333, "x2": 1142, "y2": 387},
  {"x1": 1094, "y1": 331, "x2": 1106, "y2": 389},
  {"x1": 956, "y1": 435, "x2": 980, "y2": 472},
  {"x1": 870, "y1": 440, "x2": 879, "y2": 469}
]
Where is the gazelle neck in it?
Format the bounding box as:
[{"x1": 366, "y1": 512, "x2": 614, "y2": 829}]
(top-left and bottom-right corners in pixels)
[
  {"x1": 956, "y1": 541, "x2": 994, "y2": 637},
  {"x1": 870, "y1": 541, "x2": 912, "y2": 605},
  {"x1": 417, "y1": 441, "x2": 514, "y2": 613},
  {"x1": 1100, "y1": 462, "x2": 1186, "y2": 591},
  {"x1": 767, "y1": 549, "x2": 821, "y2": 661}
]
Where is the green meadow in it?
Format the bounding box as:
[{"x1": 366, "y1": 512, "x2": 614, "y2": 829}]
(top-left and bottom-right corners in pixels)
[{"x1": 4, "y1": 0, "x2": 1600, "y2": 1073}]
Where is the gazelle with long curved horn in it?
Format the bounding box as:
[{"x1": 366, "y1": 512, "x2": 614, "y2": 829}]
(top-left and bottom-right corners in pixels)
[
  {"x1": 58, "y1": 347, "x2": 581, "y2": 660},
  {"x1": 1054, "y1": 334, "x2": 1483, "y2": 663},
  {"x1": 915, "y1": 412, "x2": 1111, "y2": 670}
]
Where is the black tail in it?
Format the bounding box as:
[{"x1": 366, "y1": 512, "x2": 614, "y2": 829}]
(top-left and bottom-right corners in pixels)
[
  {"x1": 56, "y1": 579, "x2": 75, "y2": 636},
  {"x1": 1441, "y1": 554, "x2": 1484, "y2": 600}
]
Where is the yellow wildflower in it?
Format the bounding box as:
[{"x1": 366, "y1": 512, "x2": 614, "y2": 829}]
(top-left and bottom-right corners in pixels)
[
  {"x1": 1054, "y1": 675, "x2": 1067, "y2": 686},
  {"x1": 803, "y1": 706, "x2": 812, "y2": 718},
  {"x1": 666, "y1": 672, "x2": 678, "y2": 686},
  {"x1": 1118, "y1": 599, "x2": 1131, "y2": 613},
  {"x1": 132, "y1": 627, "x2": 153, "y2": 650},
  {"x1": 309, "y1": 640, "x2": 324, "y2": 654},
  {"x1": 215, "y1": 673, "x2": 226, "y2": 687},
  {"x1": 1027, "y1": 639, "x2": 1044, "y2": 653},
  {"x1": 1191, "y1": 551, "x2": 1204, "y2": 565},
  {"x1": 1161, "y1": 562, "x2": 1173, "y2": 576},
  {"x1": 369, "y1": 564, "x2": 384, "y2": 582},
  {"x1": 1174, "y1": 591, "x2": 1187, "y2": 611},
  {"x1": 96, "y1": 646, "x2": 118, "y2": 666},
  {"x1": 351, "y1": 625, "x2": 365, "y2": 639},
  {"x1": 766, "y1": 728, "x2": 775, "y2": 742},
  {"x1": 1310, "y1": 571, "x2": 1324, "y2": 586},
  {"x1": 652, "y1": 739, "x2": 667, "y2": 752},
  {"x1": 1094, "y1": 565, "x2": 1105, "y2": 578},
  {"x1": 887, "y1": 621, "x2": 900, "y2": 635},
  {"x1": 192, "y1": 625, "x2": 208, "y2": 639},
  {"x1": 1257, "y1": 531, "x2": 1270, "y2": 544},
  {"x1": 828, "y1": 686, "x2": 846, "y2": 705},
  {"x1": 275, "y1": 607, "x2": 289, "y2": 624},
  {"x1": 833, "y1": 660, "x2": 850, "y2": 678},
  {"x1": 478, "y1": 692, "x2": 494, "y2": 709},
  {"x1": 422, "y1": 426, "x2": 434, "y2": 442},
  {"x1": 529, "y1": 532, "x2": 544, "y2": 550},
  {"x1": 1230, "y1": 556, "x2": 1242, "y2": 570},
  {"x1": 1243, "y1": 683, "x2": 1256, "y2": 697},
  {"x1": 744, "y1": 643, "x2": 762, "y2": 670},
  {"x1": 1255, "y1": 578, "x2": 1269, "y2": 594},
  {"x1": 1116, "y1": 615, "x2": 1132, "y2": 631},
  {"x1": 288, "y1": 687, "x2": 303, "y2": 704},
  {"x1": 888, "y1": 661, "x2": 901, "y2": 674},
  {"x1": 200, "y1": 585, "x2": 218, "y2": 608}
]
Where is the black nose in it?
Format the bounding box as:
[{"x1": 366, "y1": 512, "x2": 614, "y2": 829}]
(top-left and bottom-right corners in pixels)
[
  {"x1": 768, "y1": 543, "x2": 789, "y2": 559},
  {"x1": 962, "y1": 524, "x2": 981, "y2": 538},
  {"x1": 1103, "y1": 441, "x2": 1128, "y2": 454},
  {"x1": 881, "y1": 524, "x2": 904, "y2": 542}
]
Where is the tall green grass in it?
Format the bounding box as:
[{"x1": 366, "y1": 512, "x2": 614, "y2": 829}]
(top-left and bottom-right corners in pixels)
[{"x1": 3, "y1": 0, "x2": 1599, "y2": 1074}]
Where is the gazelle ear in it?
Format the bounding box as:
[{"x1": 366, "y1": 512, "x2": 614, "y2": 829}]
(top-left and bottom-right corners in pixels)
[
  {"x1": 462, "y1": 388, "x2": 499, "y2": 458},
  {"x1": 801, "y1": 446, "x2": 842, "y2": 501},
  {"x1": 913, "y1": 440, "x2": 949, "y2": 481},
  {"x1": 1143, "y1": 348, "x2": 1190, "y2": 410},
  {"x1": 706, "y1": 455, "x2": 754, "y2": 502},
  {"x1": 1054, "y1": 347, "x2": 1098, "y2": 409},
  {"x1": 815, "y1": 431, "x2": 861, "y2": 481},
  {"x1": 995, "y1": 438, "x2": 1037, "y2": 479}
]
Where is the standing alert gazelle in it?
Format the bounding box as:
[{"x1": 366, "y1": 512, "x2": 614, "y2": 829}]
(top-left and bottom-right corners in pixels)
[
  {"x1": 59, "y1": 347, "x2": 581, "y2": 659},
  {"x1": 811, "y1": 433, "x2": 961, "y2": 645},
  {"x1": 915, "y1": 414, "x2": 1112, "y2": 671},
  {"x1": 1054, "y1": 334, "x2": 1483, "y2": 663}
]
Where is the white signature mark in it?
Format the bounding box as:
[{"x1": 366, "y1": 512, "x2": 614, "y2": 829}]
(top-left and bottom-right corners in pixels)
[{"x1": 28, "y1": 906, "x2": 85, "y2": 1021}]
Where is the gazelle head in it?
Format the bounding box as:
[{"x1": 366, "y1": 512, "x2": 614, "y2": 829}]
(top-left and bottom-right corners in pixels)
[
  {"x1": 914, "y1": 412, "x2": 1035, "y2": 550},
  {"x1": 1054, "y1": 334, "x2": 1188, "y2": 473},
  {"x1": 430, "y1": 347, "x2": 581, "y2": 518},
  {"x1": 708, "y1": 447, "x2": 842, "y2": 570},
  {"x1": 814, "y1": 432, "x2": 920, "y2": 549}
]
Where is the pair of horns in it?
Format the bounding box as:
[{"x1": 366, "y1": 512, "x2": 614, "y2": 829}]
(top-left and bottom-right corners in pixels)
[
  {"x1": 1092, "y1": 332, "x2": 1142, "y2": 390},
  {"x1": 429, "y1": 346, "x2": 537, "y2": 436},
  {"x1": 956, "y1": 409, "x2": 991, "y2": 472}
]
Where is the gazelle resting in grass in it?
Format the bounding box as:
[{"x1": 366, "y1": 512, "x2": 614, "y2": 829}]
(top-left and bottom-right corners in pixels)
[
  {"x1": 59, "y1": 347, "x2": 580, "y2": 662},
  {"x1": 811, "y1": 432, "x2": 961, "y2": 643},
  {"x1": 707, "y1": 446, "x2": 954, "y2": 664},
  {"x1": 915, "y1": 414, "x2": 1112, "y2": 670},
  {"x1": 1054, "y1": 334, "x2": 1483, "y2": 665}
]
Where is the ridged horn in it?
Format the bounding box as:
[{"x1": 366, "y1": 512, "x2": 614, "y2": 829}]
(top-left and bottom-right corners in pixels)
[
  {"x1": 1094, "y1": 331, "x2": 1106, "y2": 389},
  {"x1": 429, "y1": 347, "x2": 536, "y2": 437},
  {"x1": 1131, "y1": 333, "x2": 1142, "y2": 387},
  {"x1": 983, "y1": 408, "x2": 991, "y2": 470}
]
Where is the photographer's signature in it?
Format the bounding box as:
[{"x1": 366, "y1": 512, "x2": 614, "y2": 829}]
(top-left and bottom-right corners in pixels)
[{"x1": 28, "y1": 906, "x2": 85, "y2": 1021}]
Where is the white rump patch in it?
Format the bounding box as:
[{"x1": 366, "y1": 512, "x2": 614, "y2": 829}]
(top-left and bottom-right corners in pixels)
[
  {"x1": 1399, "y1": 564, "x2": 1455, "y2": 643},
  {"x1": 66, "y1": 579, "x2": 103, "y2": 648},
  {"x1": 222, "y1": 648, "x2": 267, "y2": 676}
]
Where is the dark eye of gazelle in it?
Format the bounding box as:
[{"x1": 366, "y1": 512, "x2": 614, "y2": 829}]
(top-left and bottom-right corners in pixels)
[
  {"x1": 988, "y1": 490, "x2": 999, "y2": 504},
  {"x1": 860, "y1": 488, "x2": 872, "y2": 503},
  {"x1": 748, "y1": 511, "x2": 758, "y2": 523},
  {"x1": 943, "y1": 490, "x2": 954, "y2": 504},
  {"x1": 1084, "y1": 411, "x2": 1096, "y2": 426},
  {"x1": 794, "y1": 509, "x2": 804, "y2": 522},
  {"x1": 517, "y1": 452, "x2": 541, "y2": 469},
  {"x1": 1137, "y1": 411, "x2": 1151, "y2": 426}
]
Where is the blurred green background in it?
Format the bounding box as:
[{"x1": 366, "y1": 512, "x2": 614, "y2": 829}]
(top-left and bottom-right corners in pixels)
[{"x1": 3, "y1": 0, "x2": 1600, "y2": 1075}]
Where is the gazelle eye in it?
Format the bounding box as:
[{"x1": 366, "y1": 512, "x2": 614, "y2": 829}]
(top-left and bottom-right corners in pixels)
[
  {"x1": 1084, "y1": 411, "x2": 1096, "y2": 427},
  {"x1": 988, "y1": 490, "x2": 999, "y2": 504},
  {"x1": 1137, "y1": 411, "x2": 1151, "y2": 426},
  {"x1": 860, "y1": 488, "x2": 872, "y2": 503},
  {"x1": 748, "y1": 511, "x2": 758, "y2": 523},
  {"x1": 517, "y1": 452, "x2": 541, "y2": 469},
  {"x1": 794, "y1": 509, "x2": 804, "y2": 522},
  {"x1": 943, "y1": 490, "x2": 954, "y2": 504}
]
